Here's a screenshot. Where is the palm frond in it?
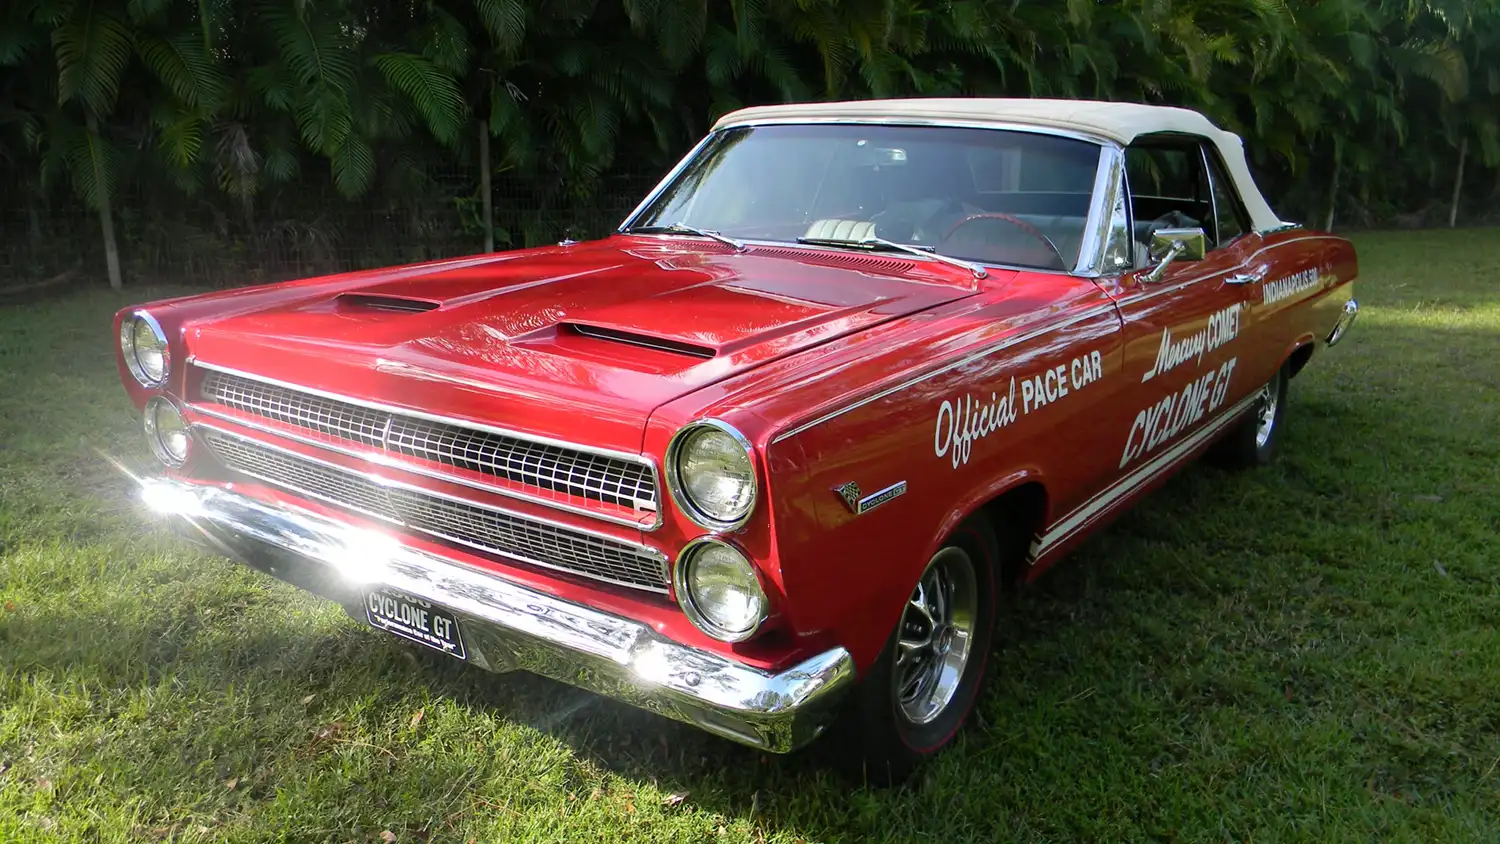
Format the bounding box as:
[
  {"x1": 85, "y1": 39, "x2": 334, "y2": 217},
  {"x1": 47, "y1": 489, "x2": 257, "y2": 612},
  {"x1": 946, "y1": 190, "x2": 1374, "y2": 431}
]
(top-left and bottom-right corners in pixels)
[
  {"x1": 295, "y1": 86, "x2": 352, "y2": 154},
  {"x1": 158, "y1": 112, "x2": 204, "y2": 167},
  {"x1": 373, "y1": 52, "x2": 467, "y2": 145},
  {"x1": 331, "y1": 132, "x2": 374, "y2": 197},
  {"x1": 419, "y1": 6, "x2": 473, "y2": 75},
  {"x1": 126, "y1": 0, "x2": 175, "y2": 25},
  {"x1": 53, "y1": 6, "x2": 134, "y2": 116},
  {"x1": 138, "y1": 33, "x2": 229, "y2": 110},
  {"x1": 63, "y1": 115, "x2": 120, "y2": 211},
  {"x1": 0, "y1": 10, "x2": 47, "y2": 66},
  {"x1": 473, "y1": 0, "x2": 526, "y2": 56},
  {"x1": 262, "y1": 2, "x2": 357, "y2": 88}
]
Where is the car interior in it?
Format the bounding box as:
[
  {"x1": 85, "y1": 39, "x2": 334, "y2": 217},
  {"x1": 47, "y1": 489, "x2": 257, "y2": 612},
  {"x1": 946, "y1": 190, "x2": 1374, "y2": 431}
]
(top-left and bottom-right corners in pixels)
[
  {"x1": 1124, "y1": 136, "x2": 1251, "y2": 263},
  {"x1": 794, "y1": 134, "x2": 1100, "y2": 270},
  {"x1": 644, "y1": 125, "x2": 1252, "y2": 274},
  {"x1": 797, "y1": 135, "x2": 1252, "y2": 272}
]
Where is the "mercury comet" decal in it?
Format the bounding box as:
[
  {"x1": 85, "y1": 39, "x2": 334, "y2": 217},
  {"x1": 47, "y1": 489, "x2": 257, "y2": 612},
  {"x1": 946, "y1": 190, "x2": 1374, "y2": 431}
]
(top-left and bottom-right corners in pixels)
[
  {"x1": 934, "y1": 349, "x2": 1104, "y2": 468},
  {"x1": 1141, "y1": 303, "x2": 1241, "y2": 382}
]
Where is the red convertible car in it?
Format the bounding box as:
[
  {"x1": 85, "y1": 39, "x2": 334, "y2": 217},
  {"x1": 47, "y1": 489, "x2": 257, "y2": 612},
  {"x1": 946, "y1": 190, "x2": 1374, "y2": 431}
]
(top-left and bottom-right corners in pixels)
[{"x1": 117, "y1": 99, "x2": 1358, "y2": 779}]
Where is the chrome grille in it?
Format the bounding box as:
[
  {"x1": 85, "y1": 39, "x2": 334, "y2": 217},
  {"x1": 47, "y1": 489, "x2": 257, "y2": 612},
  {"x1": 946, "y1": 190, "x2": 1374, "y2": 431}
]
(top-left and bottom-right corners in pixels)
[
  {"x1": 203, "y1": 370, "x2": 388, "y2": 447},
  {"x1": 202, "y1": 429, "x2": 669, "y2": 593},
  {"x1": 387, "y1": 417, "x2": 657, "y2": 508},
  {"x1": 199, "y1": 369, "x2": 657, "y2": 510}
]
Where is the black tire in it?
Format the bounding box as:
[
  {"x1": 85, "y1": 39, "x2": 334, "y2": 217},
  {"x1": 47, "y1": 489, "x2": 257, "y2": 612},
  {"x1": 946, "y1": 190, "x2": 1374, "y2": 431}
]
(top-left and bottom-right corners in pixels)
[
  {"x1": 1208, "y1": 362, "x2": 1289, "y2": 470},
  {"x1": 835, "y1": 516, "x2": 1001, "y2": 786}
]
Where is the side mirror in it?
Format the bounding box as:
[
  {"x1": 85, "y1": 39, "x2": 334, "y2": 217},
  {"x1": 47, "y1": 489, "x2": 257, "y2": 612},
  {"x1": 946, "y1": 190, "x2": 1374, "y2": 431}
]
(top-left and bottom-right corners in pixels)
[{"x1": 1143, "y1": 227, "x2": 1207, "y2": 283}]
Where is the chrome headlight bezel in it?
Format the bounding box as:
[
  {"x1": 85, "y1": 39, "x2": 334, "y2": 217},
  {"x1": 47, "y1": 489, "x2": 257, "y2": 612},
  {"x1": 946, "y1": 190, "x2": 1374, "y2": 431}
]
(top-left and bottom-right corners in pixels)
[
  {"x1": 673, "y1": 537, "x2": 769, "y2": 642},
  {"x1": 664, "y1": 419, "x2": 758, "y2": 532},
  {"x1": 144, "y1": 396, "x2": 191, "y2": 467},
  {"x1": 120, "y1": 310, "x2": 171, "y2": 387}
]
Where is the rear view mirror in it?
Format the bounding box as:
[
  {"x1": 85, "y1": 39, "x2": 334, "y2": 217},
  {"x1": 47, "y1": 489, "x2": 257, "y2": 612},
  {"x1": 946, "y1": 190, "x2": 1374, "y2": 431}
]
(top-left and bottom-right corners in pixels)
[
  {"x1": 854, "y1": 142, "x2": 907, "y2": 168},
  {"x1": 1143, "y1": 227, "x2": 1207, "y2": 282}
]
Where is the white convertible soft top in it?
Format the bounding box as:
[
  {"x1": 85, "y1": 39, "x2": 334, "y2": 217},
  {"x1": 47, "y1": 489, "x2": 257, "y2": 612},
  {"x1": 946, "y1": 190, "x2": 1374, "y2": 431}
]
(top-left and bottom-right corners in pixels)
[{"x1": 714, "y1": 98, "x2": 1287, "y2": 232}]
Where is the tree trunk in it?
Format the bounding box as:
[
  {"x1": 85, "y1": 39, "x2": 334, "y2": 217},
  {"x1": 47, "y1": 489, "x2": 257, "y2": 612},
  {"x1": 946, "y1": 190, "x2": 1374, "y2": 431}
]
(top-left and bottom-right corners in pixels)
[
  {"x1": 86, "y1": 112, "x2": 123, "y2": 291},
  {"x1": 479, "y1": 120, "x2": 494, "y2": 253},
  {"x1": 1323, "y1": 149, "x2": 1340, "y2": 232},
  {"x1": 27, "y1": 200, "x2": 42, "y2": 247},
  {"x1": 1449, "y1": 137, "x2": 1467, "y2": 229}
]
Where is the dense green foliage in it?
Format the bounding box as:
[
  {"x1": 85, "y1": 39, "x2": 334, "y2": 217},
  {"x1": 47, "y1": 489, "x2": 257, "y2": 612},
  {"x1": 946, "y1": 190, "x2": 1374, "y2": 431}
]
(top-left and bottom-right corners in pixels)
[{"x1": 2, "y1": 0, "x2": 1498, "y2": 280}]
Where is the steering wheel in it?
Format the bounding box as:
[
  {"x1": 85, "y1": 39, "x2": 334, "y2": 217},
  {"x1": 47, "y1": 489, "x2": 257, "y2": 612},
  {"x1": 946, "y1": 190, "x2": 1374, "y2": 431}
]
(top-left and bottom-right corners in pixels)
[{"x1": 942, "y1": 213, "x2": 1067, "y2": 269}]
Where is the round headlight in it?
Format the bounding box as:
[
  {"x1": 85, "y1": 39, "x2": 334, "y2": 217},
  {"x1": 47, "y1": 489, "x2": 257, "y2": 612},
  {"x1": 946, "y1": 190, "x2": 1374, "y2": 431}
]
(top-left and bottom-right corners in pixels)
[
  {"x1": 675, "y1": 539, "x2": 768, "y2": 642},
  {"x1": 121, "y1": 312, "x2": 170, "y2": 386},
  {"x1": 144, "y1": 397, "x2": 191, "y2": 467},
  {"x1": 667, "y1": 422, "x2": 757, "y2": 529}
]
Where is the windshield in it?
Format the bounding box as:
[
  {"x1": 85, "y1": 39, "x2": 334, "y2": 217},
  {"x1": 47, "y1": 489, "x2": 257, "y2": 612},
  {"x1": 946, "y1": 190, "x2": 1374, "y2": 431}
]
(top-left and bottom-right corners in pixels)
[{"x1": 629, "y1": 124, "x2": 1103, "y2": 271}]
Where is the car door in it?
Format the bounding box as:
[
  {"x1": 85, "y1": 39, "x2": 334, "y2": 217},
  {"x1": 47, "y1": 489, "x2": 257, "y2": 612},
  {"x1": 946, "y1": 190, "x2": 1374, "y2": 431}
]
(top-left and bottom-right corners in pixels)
[{"x1": 1101, "y1": 135, "x2": 1258, "y2": 477}]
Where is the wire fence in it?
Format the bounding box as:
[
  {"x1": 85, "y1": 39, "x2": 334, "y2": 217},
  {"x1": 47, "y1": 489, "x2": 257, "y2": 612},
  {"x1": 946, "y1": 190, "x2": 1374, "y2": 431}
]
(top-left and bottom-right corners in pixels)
[
  {"x1": 6, "y1": 150, "x2": 1497, "y2": 296},
  {"x1": 0, "y1": 162, "x2": 666, "y2": 293}
]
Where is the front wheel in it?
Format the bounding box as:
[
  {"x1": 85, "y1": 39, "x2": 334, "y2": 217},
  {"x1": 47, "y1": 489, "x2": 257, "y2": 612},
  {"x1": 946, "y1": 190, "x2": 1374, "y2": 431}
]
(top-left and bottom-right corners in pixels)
[
  {"x1": 837, "y1": 518, "x2": 998, "y2": 785},
  {"x1": 1208, "y1": 362, "x2": 1289, "y2": 469}
]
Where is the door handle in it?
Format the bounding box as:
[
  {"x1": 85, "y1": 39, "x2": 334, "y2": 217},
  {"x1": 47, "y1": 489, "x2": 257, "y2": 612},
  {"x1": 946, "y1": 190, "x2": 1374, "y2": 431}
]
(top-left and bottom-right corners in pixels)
[{"x1": 1226, "y1": 270, "x2": 1266, "y2": 285}]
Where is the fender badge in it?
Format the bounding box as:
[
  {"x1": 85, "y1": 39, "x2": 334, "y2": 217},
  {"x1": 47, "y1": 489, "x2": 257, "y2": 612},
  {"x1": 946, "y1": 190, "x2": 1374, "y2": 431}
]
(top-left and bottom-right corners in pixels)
[{"x1": 835, "y1": 480, "x2": 908, "y2": 515}]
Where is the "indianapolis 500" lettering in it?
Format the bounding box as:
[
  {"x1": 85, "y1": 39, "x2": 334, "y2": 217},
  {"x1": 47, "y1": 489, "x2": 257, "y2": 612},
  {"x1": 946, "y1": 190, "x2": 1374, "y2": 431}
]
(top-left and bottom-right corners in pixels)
[{"x1": 1262, "y1": 268, "x2": 1320, "y2": 305}]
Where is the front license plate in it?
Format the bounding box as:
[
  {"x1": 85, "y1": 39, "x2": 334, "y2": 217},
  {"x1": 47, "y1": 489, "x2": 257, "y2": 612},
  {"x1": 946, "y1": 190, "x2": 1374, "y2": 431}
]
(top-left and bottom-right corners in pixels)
[{"x1": 364, "y1": 588, "x2": 467, "y2": 660}]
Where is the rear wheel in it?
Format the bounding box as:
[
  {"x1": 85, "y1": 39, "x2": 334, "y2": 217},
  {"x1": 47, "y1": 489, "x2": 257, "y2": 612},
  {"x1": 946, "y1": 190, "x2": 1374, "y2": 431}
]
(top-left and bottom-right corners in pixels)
[
  {"x1": 1208, "y1": 362, "x2": 1288, "y2": 469},
  {"x1": 837, "y1": 517, "x2": 999, "y2": 785}
]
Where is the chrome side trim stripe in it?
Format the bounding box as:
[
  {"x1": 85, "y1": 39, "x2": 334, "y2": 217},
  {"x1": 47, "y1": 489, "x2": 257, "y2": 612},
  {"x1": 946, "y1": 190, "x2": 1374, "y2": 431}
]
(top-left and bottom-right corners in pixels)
[
  {"x1": 1109, "y1": 234, "x2": 1348, "y2": 309},
  {"x1": 771, "y1": 303, "x2": 1119, "y2": 443},
  {"x1": 1028, "y1": 390, "x2": 1260, "y2": 559}
]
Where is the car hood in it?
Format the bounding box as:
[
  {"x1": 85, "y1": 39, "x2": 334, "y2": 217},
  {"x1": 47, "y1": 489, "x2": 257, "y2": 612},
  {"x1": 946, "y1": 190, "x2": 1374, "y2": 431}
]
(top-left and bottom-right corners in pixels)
[{"x1": 184, "y1": 237, "x2": 986, "y2": 452}]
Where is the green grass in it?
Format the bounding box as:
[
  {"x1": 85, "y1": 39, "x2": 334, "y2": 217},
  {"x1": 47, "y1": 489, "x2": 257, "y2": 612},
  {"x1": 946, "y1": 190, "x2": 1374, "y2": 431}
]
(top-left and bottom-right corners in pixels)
[{"x1": 2, "y1": 229, "x2": 1499, "y2": 842}]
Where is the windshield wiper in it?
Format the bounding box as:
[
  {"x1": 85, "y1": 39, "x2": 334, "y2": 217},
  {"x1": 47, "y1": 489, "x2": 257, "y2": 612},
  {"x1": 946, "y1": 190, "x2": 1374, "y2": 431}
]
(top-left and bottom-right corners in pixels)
[
  {"x1": 625, "y1": 222, "x2": 745, "y2": 252},
  {"x1": 795, "y1": 235, "x2": 987, "y2": 279}
]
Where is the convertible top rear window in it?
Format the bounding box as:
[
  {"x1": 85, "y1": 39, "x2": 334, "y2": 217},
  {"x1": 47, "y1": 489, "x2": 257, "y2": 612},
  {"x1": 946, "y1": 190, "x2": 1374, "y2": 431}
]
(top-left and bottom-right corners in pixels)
[{"x1": 631, "y1": 124, "x2": 1103, "y2": 271}]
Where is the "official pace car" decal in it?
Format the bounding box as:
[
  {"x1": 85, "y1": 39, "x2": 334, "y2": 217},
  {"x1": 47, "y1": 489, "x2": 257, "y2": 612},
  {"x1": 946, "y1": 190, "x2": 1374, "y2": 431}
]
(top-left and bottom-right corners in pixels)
[{"x1": 934, "y1": 349, "x2": 1104, "y2": 469}]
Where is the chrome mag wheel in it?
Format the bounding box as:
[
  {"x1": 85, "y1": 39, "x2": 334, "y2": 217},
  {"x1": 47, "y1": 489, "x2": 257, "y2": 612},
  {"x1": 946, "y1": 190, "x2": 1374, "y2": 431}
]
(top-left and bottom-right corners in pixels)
[
  {"x1": 1255, "y1": 368, "x2": 1284, "y2": 449},
  {"x1": 894, "y1": 546, "x2": 979, "y2": 725}
]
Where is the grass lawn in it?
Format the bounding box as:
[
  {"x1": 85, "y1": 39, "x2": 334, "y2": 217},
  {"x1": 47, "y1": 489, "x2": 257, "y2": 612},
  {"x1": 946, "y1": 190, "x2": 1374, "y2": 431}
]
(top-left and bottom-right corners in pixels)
[{"x1": 2, "y1": 229, "x2": 1498, "y2": 842}]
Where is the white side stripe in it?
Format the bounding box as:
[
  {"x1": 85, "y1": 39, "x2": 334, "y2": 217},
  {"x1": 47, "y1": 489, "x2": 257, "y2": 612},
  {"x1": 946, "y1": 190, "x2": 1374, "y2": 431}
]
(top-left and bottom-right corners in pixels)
[
  {"x1": 771, "y1": 303, "x2": 1119, "y2": 443},
  {"x1": 1028, "y1": 391, "x2": 1260, "y2": 558}
]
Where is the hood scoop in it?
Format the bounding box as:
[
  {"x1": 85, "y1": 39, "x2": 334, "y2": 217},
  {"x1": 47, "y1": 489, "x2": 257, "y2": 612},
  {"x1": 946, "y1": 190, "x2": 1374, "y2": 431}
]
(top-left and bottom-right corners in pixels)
[
  {"x1": 563, "y1": 322, "x2": 717, "y2": 359},
  {"x1": 336, "y1": 292, "x2": 442, "y2": 313}
]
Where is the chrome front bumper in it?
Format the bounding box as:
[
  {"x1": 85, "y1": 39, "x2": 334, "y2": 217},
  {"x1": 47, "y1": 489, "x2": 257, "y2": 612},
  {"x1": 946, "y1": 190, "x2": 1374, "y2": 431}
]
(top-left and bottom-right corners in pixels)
[{"x1": 139, "y1": 478, "x2": 855, "y2": 753}]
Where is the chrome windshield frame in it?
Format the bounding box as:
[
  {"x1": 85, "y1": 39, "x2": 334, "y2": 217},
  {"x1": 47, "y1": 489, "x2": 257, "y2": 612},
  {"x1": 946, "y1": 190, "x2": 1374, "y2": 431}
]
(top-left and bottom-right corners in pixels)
[
  {"x1": 1074, "y1": 143, "x2": 1130, "y2": 277},
  {"x1": 617, "y1": 120, "x2": 1122, "y2": 278}
]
